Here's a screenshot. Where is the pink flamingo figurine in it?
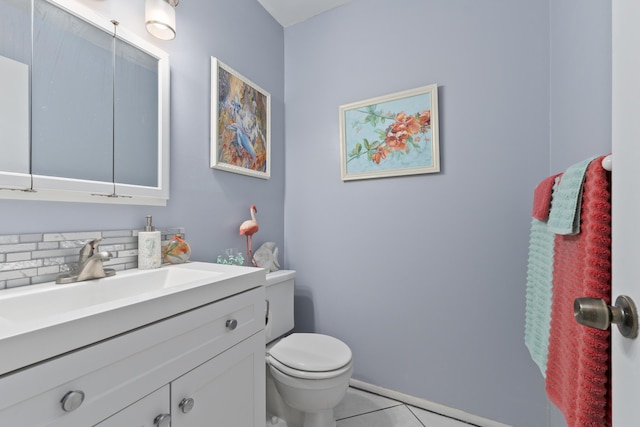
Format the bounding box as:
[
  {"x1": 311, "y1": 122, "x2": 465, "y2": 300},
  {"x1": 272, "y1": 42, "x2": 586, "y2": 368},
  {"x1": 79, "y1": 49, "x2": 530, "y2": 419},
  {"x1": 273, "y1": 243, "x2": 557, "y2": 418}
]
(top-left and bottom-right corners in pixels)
[{"x1": 239, "y1": 205, "x2": 259, "y2": 266}]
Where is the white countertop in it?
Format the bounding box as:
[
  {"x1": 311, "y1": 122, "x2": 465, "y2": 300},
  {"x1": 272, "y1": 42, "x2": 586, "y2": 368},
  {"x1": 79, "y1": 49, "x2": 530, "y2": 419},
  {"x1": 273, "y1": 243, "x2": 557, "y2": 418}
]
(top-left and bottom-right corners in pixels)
[{"x1": 0, "y1": 262, "x2": 265, "y2": 376}]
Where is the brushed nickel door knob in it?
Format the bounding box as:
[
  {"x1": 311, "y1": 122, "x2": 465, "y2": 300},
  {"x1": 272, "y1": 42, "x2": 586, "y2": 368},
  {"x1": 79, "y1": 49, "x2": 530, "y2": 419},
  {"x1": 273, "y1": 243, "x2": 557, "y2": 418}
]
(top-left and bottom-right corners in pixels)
[{"x1": 574, "y1": 295, "x2": 639, "y2": 339}]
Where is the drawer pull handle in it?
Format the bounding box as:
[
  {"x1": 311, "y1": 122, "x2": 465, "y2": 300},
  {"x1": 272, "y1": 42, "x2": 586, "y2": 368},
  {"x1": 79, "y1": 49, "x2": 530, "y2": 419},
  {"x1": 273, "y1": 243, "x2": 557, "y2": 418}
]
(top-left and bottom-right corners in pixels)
[
  {"x1": 265, "y1": 299, "x2": 270, "y2": 325},
  {"x1": 154, "y1": 413, "x2": 171, "y2": 427},
  {"x1": 226, "y1": 319, "x2": 238, "y2": 330},
  {"x1": 61, "y1": 390, "x2": 85, "y2": 413},
  {"x1": 179, "y1": 397, "x2": 195, "y2": 414}
]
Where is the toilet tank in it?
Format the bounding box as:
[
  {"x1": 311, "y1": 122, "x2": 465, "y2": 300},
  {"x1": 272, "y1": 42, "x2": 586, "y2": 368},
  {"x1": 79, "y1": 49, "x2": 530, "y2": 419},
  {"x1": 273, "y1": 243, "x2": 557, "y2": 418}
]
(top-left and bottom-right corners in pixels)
[{"x1": 265, "y1": 270, "x2": 295, "y2": 343}]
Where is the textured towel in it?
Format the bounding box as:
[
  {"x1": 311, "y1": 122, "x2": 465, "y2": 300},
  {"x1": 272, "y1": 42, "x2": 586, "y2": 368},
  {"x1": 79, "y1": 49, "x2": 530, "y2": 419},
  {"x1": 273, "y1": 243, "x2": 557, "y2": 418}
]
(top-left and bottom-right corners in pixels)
[
  {"x1": 545, "y1": 157, "x2": 611, "y2": 427},
  {"x1": 532, "y1": 173, "x2": 562, "y2": 221},
  {"x1": 525, "y1": 176, "x2": 561, "y2": 377},
  {"x1": 547, "y1": 156, "x2": 598, "y2": 235}
]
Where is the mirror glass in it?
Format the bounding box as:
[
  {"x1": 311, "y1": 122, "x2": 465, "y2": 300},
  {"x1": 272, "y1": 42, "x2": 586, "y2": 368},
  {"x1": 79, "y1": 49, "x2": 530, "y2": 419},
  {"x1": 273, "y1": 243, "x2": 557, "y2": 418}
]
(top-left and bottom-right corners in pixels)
[
  {"x1": 114, "y1": 38, "x2": 159, "y2": 187},
  {"x1": 32, "y1": 0, "x2": 114, "y2": 182},
  {"x1": 0, "y1": 0, "x2": 30, "y2": 177}
]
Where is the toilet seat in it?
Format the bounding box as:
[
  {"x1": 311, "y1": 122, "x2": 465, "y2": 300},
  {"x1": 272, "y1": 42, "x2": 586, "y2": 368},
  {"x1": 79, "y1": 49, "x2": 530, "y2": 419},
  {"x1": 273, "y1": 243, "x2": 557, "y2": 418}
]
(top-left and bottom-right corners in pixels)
[
  {"x1": 267, "y1": 333, "x2": 352, "y2": 380},
  {"x1": 268, "y1": 355, "x2": 352, "y2": 380}
]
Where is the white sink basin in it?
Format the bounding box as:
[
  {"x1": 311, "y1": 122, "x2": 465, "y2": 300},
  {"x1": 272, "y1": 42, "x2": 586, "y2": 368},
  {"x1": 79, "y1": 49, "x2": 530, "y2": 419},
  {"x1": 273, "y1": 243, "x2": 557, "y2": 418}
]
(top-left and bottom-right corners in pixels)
[
  {"x1": 0, "y1": 266, "x2": 219, "y2": 322},
  {"x1": 0, "y1": 262, "x2": 265, "y2": 376}
]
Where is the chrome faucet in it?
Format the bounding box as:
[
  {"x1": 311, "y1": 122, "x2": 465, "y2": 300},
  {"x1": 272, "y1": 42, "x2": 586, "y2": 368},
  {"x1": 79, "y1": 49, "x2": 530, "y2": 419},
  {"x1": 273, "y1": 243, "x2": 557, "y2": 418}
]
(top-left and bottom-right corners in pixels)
[{"x1": 56, "y1": 238, "x2": 116, "y2": 284}]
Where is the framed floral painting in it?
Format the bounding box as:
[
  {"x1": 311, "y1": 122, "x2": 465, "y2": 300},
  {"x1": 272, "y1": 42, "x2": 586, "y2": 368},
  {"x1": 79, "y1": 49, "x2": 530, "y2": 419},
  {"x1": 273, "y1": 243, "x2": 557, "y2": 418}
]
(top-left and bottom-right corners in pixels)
[
  {"x1": 211, "y1": 57, "x2": 270, "y2": 179},
  {"x1": 339, "y1": 84, "x2": 439, "y2": 181}
]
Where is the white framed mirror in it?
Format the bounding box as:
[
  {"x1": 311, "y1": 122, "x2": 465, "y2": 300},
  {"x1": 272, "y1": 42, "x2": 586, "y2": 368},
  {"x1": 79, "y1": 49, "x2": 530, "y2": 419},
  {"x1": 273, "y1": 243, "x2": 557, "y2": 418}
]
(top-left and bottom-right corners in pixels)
[{"x1": 0, "y1": 0, "x2": 170, "y2": 205}]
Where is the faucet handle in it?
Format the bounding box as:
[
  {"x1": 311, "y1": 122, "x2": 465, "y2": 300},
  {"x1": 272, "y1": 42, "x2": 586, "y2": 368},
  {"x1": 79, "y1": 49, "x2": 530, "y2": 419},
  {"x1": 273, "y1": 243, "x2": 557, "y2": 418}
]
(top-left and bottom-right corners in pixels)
[{"x1": 79, "y1": 238, "x2": 103, "y2": 262}]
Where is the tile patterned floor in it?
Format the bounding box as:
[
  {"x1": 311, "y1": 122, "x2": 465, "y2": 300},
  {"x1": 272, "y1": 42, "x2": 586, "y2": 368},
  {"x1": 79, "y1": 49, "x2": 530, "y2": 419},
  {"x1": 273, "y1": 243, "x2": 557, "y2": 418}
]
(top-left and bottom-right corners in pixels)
[{"x1": 334, "y1": 387, "x2": 479, "y2": 427}]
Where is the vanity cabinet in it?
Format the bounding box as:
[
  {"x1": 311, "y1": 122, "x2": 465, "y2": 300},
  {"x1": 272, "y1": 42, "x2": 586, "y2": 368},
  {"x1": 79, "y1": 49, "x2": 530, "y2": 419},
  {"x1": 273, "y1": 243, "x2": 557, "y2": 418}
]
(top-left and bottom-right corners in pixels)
[{"x1": 0, "y1": 285, "x2": 265, "y2": 427}]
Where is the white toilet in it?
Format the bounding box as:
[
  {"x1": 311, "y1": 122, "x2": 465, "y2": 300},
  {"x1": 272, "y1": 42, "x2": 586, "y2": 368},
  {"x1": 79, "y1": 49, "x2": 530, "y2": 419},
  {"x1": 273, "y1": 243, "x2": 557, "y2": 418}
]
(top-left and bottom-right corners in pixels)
[{"x1": 265, "y1": 270, "x2": 353, "y2": 427}]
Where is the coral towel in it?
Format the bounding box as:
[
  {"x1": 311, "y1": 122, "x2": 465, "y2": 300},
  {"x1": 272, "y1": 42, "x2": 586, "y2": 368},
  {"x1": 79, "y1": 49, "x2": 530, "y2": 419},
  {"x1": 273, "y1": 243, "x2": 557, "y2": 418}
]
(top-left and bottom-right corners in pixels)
[
  {"x1": 545, "y1": 157, "x2": 612, "y2": 427},
  {"x1": 531, "y1": 173, "x2": 561, "y2": 221}
]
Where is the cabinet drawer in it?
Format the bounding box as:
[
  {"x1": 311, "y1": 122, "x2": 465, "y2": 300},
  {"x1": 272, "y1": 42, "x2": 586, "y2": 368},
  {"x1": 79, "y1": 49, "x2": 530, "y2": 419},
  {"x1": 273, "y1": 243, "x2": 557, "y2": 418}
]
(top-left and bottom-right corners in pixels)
[{"x1": 0, "y1": 286, "x2": 265, "y2": 427}]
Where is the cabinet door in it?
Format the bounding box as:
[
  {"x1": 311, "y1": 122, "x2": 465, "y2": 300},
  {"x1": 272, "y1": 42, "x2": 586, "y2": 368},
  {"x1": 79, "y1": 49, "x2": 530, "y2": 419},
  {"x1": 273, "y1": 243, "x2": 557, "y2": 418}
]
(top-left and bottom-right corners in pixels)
[
  {"x1": 171, "y1": 332, "x2": 265, "y2": 427},
  {"x1": 95, "y1": 385, "x2": 170, "y2": 427}
]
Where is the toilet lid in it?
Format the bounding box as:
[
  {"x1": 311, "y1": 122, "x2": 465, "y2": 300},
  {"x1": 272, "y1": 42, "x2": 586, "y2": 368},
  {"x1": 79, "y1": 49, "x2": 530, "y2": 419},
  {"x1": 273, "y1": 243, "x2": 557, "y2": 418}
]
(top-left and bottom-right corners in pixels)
[{"x1": 269, "y1": 333, "x2": 352, "y2": 372}]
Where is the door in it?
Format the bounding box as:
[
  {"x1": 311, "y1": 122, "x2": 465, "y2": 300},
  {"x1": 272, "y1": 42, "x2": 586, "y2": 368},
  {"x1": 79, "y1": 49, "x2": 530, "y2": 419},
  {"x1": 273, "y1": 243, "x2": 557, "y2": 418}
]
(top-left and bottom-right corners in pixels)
[
  {"x1": 611, "y1": 0, "x2": 640, "y2": 425},
  {"x1": 170, "y1": 332, "x2": 266, "y2": 427}
]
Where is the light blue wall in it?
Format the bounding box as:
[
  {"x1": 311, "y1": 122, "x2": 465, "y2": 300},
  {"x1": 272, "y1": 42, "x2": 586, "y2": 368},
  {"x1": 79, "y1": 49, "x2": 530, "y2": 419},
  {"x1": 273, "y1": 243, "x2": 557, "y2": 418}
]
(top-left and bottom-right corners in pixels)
[
  {"x1": 550, "y1": 0, "x2": 611, "y2": 173},
  {"x1": 283, "y1": 0, "x2": 610, "y2": 426},
  {"x1": 0, "y1": 0, "x2": 286, "y2": 265}
]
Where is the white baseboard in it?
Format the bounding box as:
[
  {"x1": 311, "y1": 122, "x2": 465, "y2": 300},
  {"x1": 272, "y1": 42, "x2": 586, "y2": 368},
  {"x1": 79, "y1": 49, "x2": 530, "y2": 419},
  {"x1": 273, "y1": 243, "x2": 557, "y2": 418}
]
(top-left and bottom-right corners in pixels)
[{"x1": 349, "y1": 379, "x2": 513, "y2": 427}]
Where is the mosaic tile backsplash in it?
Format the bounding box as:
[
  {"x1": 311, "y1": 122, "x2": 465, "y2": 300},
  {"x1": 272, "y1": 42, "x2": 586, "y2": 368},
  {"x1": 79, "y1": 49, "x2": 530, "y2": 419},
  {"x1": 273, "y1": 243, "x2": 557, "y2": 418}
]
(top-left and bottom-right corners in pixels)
[{"x1": 0, "y1": 227, "x2": 185, "y2": 290}]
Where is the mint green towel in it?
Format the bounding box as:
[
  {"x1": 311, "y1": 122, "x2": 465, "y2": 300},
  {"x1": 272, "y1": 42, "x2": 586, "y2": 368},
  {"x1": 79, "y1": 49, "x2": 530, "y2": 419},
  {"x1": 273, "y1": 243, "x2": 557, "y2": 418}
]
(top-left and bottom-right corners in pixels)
[
  {"x1": 547, "y1": 156, "x2": 597, "y2": 235},
  {"x1": 525, "y1": 218, "x2": 556, "y2": 378},
  {"x1": 525, "y1": 175, "x2": 561, "y2": 377}
]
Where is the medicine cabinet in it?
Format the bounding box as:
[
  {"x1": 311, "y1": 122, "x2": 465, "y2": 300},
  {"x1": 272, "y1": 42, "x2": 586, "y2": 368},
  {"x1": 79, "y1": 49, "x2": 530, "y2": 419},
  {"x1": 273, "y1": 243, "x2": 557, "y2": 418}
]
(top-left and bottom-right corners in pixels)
[{"x1": 0, "y1": 0, "x2": 169, "y2": 205}]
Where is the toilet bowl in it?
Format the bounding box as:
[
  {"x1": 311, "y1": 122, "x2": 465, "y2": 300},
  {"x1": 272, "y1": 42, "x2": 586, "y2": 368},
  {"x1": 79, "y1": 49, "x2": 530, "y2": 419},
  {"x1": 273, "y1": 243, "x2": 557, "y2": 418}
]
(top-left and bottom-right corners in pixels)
[
  {"x1": 267, "y1": 333, "x2": 353, "y2": 427},
  {"x1": 265, "y1": 271, "x2": 353, "y2": 427}
]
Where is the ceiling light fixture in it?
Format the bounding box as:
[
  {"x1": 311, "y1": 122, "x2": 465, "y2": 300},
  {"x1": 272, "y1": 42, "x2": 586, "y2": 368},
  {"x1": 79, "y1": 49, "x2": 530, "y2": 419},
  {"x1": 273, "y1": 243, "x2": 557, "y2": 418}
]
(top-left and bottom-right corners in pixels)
[{"x1": 145, "y1": 0, "x2": 179, "y2": 41}]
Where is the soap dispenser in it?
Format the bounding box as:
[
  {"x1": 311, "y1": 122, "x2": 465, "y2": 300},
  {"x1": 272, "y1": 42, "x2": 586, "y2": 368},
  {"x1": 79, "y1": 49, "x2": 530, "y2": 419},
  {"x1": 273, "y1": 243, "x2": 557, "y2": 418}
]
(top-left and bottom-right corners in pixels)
[{"x1": 138, "y1": 215, "x2": 161, "y2": 269}]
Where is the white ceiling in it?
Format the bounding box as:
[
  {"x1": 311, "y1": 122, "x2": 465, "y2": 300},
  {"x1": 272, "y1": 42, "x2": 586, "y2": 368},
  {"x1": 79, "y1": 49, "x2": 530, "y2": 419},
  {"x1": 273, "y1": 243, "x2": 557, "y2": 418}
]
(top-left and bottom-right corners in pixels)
[{"x1": 257, "y1": 0, "x2": 352, "y2": 27}]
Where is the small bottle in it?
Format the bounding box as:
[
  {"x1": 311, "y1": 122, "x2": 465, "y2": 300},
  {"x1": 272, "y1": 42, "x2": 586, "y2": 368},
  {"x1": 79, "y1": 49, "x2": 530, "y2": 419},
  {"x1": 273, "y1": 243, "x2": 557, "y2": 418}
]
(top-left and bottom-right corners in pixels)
[{"x1": 138, "y1": 215, "x2": 161, "y2": 269}]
